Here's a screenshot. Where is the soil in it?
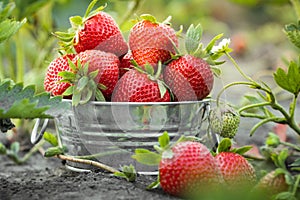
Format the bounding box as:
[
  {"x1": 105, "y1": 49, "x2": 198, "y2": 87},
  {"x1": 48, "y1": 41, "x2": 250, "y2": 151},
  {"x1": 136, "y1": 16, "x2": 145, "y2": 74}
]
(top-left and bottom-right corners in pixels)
[{"x1": 0, "y1": 153, "x2": 179, "y2": 200}]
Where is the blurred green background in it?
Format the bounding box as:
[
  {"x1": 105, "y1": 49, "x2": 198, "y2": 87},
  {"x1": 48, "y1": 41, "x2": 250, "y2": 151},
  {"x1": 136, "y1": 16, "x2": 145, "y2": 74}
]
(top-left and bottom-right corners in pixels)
[{"x1": 0, "y1": 0, "x2": 298, "y2": 93}]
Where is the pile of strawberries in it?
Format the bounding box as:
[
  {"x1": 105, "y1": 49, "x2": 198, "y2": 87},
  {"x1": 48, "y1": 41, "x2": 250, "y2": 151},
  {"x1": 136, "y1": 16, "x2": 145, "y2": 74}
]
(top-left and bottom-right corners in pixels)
[
  {"x1": 133, "y1": 135, "x2": 288, "y2": 199},
  {"x1": 44, "y1": 0, "x2": 214, "y2": 104}
]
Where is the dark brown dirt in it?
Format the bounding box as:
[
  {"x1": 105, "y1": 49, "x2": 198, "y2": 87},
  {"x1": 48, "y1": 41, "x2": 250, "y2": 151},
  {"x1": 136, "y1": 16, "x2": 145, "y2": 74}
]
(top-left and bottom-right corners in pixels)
[{"x1": 0, "y1": 153, "x2": 179, "y2": 200}]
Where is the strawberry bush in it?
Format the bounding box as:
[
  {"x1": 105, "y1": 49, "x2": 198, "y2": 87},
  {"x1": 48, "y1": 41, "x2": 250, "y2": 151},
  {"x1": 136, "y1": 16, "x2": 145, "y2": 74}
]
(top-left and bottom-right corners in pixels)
[{"x1": 0, "y1": 0, "x2": 300, "y2": 199}]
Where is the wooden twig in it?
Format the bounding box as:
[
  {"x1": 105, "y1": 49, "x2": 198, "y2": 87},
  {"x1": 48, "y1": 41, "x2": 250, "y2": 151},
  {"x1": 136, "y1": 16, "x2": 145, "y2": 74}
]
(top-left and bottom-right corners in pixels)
[{"x1": 56, "y1": 154, "x2": 120, "y2": 174}]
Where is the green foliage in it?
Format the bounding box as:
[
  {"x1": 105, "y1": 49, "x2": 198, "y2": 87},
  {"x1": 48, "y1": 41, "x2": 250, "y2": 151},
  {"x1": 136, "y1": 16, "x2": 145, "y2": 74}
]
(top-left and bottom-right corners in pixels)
[
  {"x1": 284, "y1": 21, "x2": 300, "y2": 49},
  {"x1": 185, "y1": 23, "x2": 203, "y2": 54},
  {"x1": 43, "y1": 132, "x2": 58, "y2": 147},
  {"x1": 44, "y1": 146, "x2": 68, "y2": 157},
  {"x1": 114, "y1": 164, "x2": 137, "y2": 182},
  {"x1": 274, "y1": 59, "x2": 300, "y2": 95},
  {"x1": 0, "y1": 2, "x2": 26, "y2": 43},
  {"x1": 0, "y1": 79, "x2": 69, "y2": 119}
]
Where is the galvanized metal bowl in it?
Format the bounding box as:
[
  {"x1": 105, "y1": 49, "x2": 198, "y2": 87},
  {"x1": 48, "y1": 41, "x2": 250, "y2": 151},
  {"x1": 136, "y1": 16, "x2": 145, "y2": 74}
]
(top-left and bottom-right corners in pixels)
[{"x1": 54, "y1": 99, "x2": 214, "y2": 174}]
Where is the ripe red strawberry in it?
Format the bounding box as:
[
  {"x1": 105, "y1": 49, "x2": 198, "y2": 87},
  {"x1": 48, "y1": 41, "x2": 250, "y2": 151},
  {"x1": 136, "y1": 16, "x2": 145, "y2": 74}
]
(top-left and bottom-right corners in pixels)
[
  {"x1": 215, "y1": 152, "x2": 256, "y2": 190},
  {"x1": 254, "y1": 170, "x2": 289, "y2": 199},
  {"x1": 111, "y1": 69, "x2": 170, "y2": 102},
  {"x1": 44, "y1": 54, "x2": 75, "y2": 96},
  {"x1": 56, "y1": 0, "x2": 128, "y2": 56},
  {"x1": 73, "y1": 50, "x2": 120, "y2": 100},
  {"x1": 159, "y1": 141, "x2": 222, "y2": 198},
  {"x1": 163, "y1": 54, "x2": 214, "y2": 101},
  {"x1": 129, "y1": 15, "x2": 178, "y2": 71},
  {"x1": 119, "y1": 51, "x2": 134, "y2": 77}
]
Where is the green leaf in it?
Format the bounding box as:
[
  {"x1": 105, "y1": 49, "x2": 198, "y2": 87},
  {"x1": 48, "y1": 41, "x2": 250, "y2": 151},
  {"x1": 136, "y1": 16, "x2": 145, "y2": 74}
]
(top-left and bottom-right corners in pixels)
[
  {"x1": 0, "y1": 2, "x2": 15, "y2": 20},
  {"x1": 233, "y1": 145, "x2": 253, "y2": 155},
  {"x1": 147, "y1": 178, "x2": 160, "y2": 190},
  {"x1": 185, "y1": 24, "x2": 202, "y2": 54},
  {"x1": 0, "y1": 142, "x2": 6, "y2": 154},
  {"x1": 210, "y1": 66, "x2": 222, "y2": 77},
  {"x1": 58, "y1": 71, "x2": 76, "y2": 81},
  {"x1": 76, "y1": 76, "x2": 89, "y2": 92},
  {"x1": 132, "y1": 148, "x2": 161, "y2": 166},
  {"x1": 266, "y1": 132, "x2": 281, "y2": 147},
  {"x1": 289, "y1": 158, "x2": 300, "y2": 167},
  {"x1": 43, "y1": 132, "x2": 58, "y2": 147},
  {"x1": 70, "y1": 16, "x2": 83, "y2": 28},
  {"x1": 205, "y1": 33, "x2": 224, "y2": 53},
  {"x1": 95, "y1": 89, "x2": 106, "y2": 102},
  {"x1": 157, "y1": 81, "x2": 167, "y2": 99},
  {"x1": 0, "y1": 79, "x2": 70, "y2": 119},
  {"x1": 114, "y1": 164, "x2": 136, "y2": 182},
  {"x1": 10, "y1": 142, "x2": 20, "y2": 154},
  {"x1": 273, "y1": 60, "x2": 300, "y2": 95},
  {"x1": 158, "y1": 131, "x2": 170, "y2": 149},
  {"x1": 140, "y1": 14, "x2": 157, "y2": 24},
  {"x1": 217, "y1": 138, "x2": 232, "y2": 153},
  {"x1": 0, "y1": 18, "x2": 26, "y2": 44},
  {"x1": 284, "y1": 21, "x2": 300, "y2": 49},
  {"x1": 275, "y1": 191, "x2": 295, "y2": 200},
  {"x1": 44, "y1": 146, "x2": 67, "y2": 157},
  {"x1": 63, "y1": 86, "x2": 74, "y2": 96}
]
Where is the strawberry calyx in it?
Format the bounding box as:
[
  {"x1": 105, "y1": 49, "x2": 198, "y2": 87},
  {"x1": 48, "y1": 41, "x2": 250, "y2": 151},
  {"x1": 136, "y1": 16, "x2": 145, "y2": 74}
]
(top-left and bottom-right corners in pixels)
[
  {"x1": 54, "y1": 0, "x2": 106, "y2": 53},
  {"x1": 58, "y1": 58, "x2": 106, "y2": 106},
  {"x1": 132, "y1": 61, "x2": 171, "y2": 100},
  {"x1": 215, "y1": 138, "x2": 253, "y2": 156}
]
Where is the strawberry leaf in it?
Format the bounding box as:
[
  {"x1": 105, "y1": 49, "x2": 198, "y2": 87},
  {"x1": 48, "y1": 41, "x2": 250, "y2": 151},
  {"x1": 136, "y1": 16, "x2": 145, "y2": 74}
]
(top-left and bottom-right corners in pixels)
[
  {"x1": 132, "y1": 148, "x2": 161, "y2": 166},
  {"x1": 140, "y1": 14, "x2": 157, "y2": 24},
  {"x1": 0, "y1": 2, "x2": 26, "y2": 44},
  {"x1": 0, "y1": 79, "x2": 69, "y2": 119},
  {"x1": 43, "y1": 132, "x2": 58, "y2": 147},
  {"x1": 232, "y1": 145, "x2": 253, "y2": 155},
  {"x1": 158, "y1": 131, "x2": 170, "y2": 149},
  {"x1": 114, "y1": 164, "x2": 136, "y2": 182},
  {"x1": 273, "y1": 60, "x2": 300, "y2": 95},
  {"x1": 217, "y1": 138, "x2": 232, "y2": 153},
  {"x1": 284, "y1": 21, "x2": 300, "y2": 49},
  {"x1": 185, "y1": 24, "x2": 202, "y2": 54}
]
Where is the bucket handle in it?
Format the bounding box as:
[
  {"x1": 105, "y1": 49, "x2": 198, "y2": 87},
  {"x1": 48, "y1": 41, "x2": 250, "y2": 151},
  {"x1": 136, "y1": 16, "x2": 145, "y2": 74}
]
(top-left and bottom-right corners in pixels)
[{"x1": 31, "y1": 118, "x2": 49, "y2": 144}]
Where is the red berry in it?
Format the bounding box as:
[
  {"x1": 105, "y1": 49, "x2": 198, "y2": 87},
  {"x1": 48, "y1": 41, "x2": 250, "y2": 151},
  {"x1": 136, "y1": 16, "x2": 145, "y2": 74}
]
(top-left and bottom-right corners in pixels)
[
  {"x1": 44, "y1": 54, "x2": 75, "y2": 96},
  {"x1": 129, "y1": 16, "x2": 178, "y2": 71},
  {"x1": 254, "y1": 170, "x2": 289, "y2": 199},
  {"x1": 159, "y1": 141, "x2": 222, "y2": 197},
  {"x1": 73, "y1": 50, "x2": 120, "y2": 100},
  {"x1": 119, "y1": 51, "x2": 134, "y2": 77},
  {"x1": 215, "y1": 152, "x2": 256, "y2": 190},
  {"x1": 164, "y1": 55, "x2": 214, "y2": 101},
  {"x1": 74, "y1": 12, "x2": 128, "y2": 56},
  {"x1": 111, "y1": 69, "x2": 170, "y2": 102}
]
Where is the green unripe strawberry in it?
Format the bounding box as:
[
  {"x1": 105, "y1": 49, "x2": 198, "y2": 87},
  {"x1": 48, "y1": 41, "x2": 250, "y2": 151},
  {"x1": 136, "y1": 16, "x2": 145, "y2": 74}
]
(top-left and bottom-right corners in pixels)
[{"x1": 209, "y1": 107, "x2": 240, "y2": 138}]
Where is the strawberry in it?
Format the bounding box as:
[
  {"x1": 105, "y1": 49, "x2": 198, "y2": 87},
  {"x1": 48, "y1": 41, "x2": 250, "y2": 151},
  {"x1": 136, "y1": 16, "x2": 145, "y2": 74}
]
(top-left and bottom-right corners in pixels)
[
  {"x1": 215, "y1": 152, "x2": 256, "y2": 190},
  {"x1": 55, "y1": 0, "x2": 128, "y2": 57},
  {"x1": 209, "y1": 107, "x2": 240, "y2": 138},
  {"x1": 73, "y1": 50, "x2": 120, "y2": 100},
  {"x1": 253, "y1": 170, "x2": 289, "y2": 199},
  {"x1": 164, "y1": 54, "x2": 214, "y2": 101},
  {"x1": 111, "y1": 67, "x2": 170, "y2": 102},
  {"x1": 129, "y1": 14, "x2": 178, "y2": 71},
  {"x1": 159, "y1": 141, "x2": 222, "y2": 198},
  {"x1": 119, "y1": 51, "x2": 134, "y2": 77},
  {"x1": 44, "y1": 54, "x2": 75, "y2": 96}
]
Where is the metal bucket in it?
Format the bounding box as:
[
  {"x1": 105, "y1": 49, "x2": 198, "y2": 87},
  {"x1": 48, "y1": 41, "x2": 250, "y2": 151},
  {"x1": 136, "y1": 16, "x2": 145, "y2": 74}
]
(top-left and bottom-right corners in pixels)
[{"x1": 38, "y1": 99, "x2": 215, "y2": 174}]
